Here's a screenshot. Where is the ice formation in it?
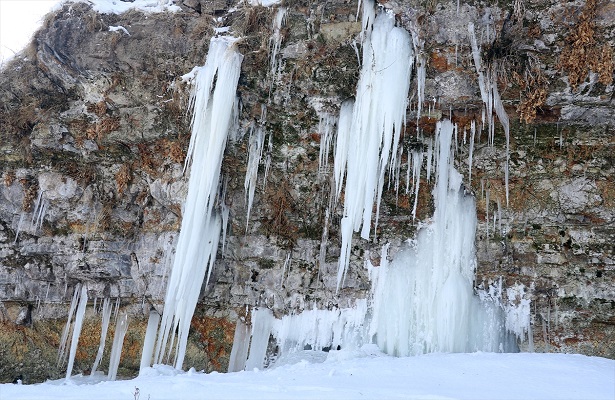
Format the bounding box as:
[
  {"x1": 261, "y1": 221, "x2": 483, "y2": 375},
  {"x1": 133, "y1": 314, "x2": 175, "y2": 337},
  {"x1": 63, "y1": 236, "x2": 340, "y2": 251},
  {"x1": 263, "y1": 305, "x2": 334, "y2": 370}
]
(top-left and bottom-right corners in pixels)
[
  {"x1": 65, "y1": 284, "x2": 88, "y2": 379},
  {"x1": 244, "y1": 105, "x2": 267, "y2": 228},
  {"x1": 468, "y1": 23, "x2": 510, "y2": 205},
  {"x1": 91, "y1": 297, "x2": 112, "y2": 375},
  {"x1": 230, "y1": 120, "x2": 520, "y2": 368},
  {"x1": 152, "y1": 36, "x2": 243, "y2": 370},
  {"x1": 369, "y1": 120, "x2": 517, "y2": 355},
  {"x1": 108, "y1": 313, "x2": 129, "y2": 381},
  {"x1": 227, "y1": 319, "x2": 250, "y2": 372},
  {"x1": 230, "y1": 301, "x2": 369, "y2": 370},
  {"x1": 244, "y1": 308, "x2": 274, "y2": 370},
  {"x1": 318, "y1": 113, "x2": 337, "y2": 173},
  {"x1": 139, "y1": 309, "x2": 161, "y2": 374},
  {"x1": 269, "y1": 7, "x2": 287, "y2": 78},
  {"x1": 410, "y1": 150, "x2": 423, "y2": 220},
  {"x1": 334, "y1": 7, "x2": 414, "y2": 290}
]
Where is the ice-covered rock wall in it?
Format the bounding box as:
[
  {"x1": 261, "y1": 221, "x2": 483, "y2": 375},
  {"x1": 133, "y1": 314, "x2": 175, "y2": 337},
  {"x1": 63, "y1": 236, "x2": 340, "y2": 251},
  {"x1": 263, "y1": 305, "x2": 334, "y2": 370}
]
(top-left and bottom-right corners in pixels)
[{"x1": 0, "y1": 0, "x2": 613, "y2": 383}]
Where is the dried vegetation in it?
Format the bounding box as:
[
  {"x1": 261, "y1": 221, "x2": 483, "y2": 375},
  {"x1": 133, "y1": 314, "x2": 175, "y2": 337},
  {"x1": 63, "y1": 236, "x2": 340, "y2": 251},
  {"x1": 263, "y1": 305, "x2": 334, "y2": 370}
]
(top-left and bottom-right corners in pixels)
[
  {"x1": 481, "y1": 1, "x2": 550, "y2": 124},
  {"x1": 559, "y1": 0, "x2": 614, "y2": 90}
]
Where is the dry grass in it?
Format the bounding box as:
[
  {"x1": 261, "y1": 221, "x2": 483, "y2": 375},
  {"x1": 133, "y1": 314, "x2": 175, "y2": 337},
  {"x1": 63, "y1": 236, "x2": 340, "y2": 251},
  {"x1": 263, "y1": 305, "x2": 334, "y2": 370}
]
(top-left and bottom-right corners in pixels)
[
  {"x1": 86, "y1": 100, "x2": 107, "y2": 117},
  {"x1": 515, "y1": 65, "x2": 549, "y2": 124},
  {"x1": 262, "y1": 179, "x2": 298, "y2": 246},
  {"x1": 115, "y1": 163, "x2": 132, "y2": 195},
  {"x1": 3, "y1": 171, "x2": 15, "y2": 187},
  {"x1": 559, "y1": 0, "x2": 614, "y2": 90},
  {"x1": 20, "y1": 180, "x2": 38, "y2": 212}
]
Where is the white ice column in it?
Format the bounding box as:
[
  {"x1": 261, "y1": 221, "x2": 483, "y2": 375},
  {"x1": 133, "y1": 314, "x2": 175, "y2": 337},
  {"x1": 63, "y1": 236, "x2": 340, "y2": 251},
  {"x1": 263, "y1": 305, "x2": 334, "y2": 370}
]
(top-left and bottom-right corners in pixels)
[{"x1": 153, "y1": 36, "x2": 243, "y2": 370}]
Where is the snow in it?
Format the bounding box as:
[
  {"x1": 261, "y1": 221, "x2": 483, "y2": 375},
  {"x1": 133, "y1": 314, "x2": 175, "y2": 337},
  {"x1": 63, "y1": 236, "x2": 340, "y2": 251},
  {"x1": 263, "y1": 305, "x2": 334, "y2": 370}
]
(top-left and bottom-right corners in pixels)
[
  {"x1": 3, "y1": 352, "x2": 613, "y2": 400},
  {"x1": 1, "y1": 0, "x2": 181, "y2": 66},
  {"x1": 86, "y1": 0, "x2": 180, "y2": 14},
  {"x1": 0, "y1": 0, "x2": 63, "y2": 66},
  {"x1": 108, "y1": 25, "x2": 130, "y2": 35},
  {"x1": 249, "y1": 0, "x2": 283, "y2": 6}
]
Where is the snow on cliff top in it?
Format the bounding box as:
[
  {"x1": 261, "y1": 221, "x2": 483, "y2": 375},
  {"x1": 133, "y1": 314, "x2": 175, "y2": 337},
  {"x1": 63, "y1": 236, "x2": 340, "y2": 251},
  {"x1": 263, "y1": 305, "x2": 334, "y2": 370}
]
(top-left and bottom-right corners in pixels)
[{"x1": 0, "y1": 0, "x2": 179, "y2": 66}]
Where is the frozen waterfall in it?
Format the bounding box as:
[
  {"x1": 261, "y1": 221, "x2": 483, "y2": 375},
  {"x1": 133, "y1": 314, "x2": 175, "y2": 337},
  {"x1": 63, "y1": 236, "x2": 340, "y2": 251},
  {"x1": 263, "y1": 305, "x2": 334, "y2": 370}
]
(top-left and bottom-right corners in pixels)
[
  {"x1": 230, "y1": 120, "x2": 517, "y2": 371},
  {"x1": 369, "y1": 120, "x2": 517, "y2": 355}
]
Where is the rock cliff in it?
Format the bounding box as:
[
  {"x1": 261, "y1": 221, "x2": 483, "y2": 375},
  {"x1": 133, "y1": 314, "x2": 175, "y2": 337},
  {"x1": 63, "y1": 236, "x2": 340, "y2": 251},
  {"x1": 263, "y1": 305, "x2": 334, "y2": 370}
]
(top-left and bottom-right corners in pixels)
[{"x1": 0, "y1": 0, "x2": 613, "y2": 383}]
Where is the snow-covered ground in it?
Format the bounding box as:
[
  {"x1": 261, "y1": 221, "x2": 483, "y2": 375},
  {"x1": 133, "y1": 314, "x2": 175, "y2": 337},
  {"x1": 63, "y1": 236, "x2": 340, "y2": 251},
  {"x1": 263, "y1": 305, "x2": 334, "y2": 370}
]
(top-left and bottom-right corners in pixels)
[{"x1": 2, "y1": 348, "x2": 614, "y2": 400}]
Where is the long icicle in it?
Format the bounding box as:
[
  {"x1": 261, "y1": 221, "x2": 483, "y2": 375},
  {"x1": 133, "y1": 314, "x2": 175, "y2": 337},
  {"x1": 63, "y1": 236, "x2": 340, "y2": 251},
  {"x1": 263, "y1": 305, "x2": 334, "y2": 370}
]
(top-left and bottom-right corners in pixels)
[
  {"x1": 334, "y1": 2, "x2": 414, "y2": 290},
  {"x1": 153, "y1": 36, "x2": 243, "y2": 370}
]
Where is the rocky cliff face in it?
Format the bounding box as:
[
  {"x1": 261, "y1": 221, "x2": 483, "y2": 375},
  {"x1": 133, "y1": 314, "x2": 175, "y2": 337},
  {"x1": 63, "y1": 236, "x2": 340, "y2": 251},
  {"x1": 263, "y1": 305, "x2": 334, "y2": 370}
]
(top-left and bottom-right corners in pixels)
[{"x1": 0, "y1": 0, "x2": 613, "y2": 383}]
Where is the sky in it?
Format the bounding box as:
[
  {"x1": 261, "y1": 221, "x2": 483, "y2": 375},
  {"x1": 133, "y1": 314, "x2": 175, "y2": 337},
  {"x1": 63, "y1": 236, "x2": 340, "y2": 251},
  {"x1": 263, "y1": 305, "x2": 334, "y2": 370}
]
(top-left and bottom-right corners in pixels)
[{"x1": 0, "y1": 0, "x2": 62, "y2": 65}]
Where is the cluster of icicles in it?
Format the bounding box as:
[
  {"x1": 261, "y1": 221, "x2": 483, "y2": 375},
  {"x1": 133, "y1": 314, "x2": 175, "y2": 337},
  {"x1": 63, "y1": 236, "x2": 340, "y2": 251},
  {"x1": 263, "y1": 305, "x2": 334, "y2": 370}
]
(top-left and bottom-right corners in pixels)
[
  {"x1": 56, "y1": 0, "x2": 528, "y2": 380},
  {"x1": 58, "y1": 286, "x2": 129, "y2": 380}
]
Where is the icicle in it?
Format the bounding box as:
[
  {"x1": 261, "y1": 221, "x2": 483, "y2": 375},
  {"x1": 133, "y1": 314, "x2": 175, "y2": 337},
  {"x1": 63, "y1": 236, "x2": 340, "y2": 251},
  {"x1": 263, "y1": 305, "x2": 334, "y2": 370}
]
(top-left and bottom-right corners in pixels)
[
  {"x1": 280, "y1": 252, "x2": 291, "y2": 287},
  {"x1": 269, "y1": 7, "x2": 287, "y2": 79},
  {"x1": 154, "y1": 37, "x2": 243, "y2": 370},
  {"x1": 334, "y1": 9, "x2": 414, "y2": 290},
  {"x1": 30, "y1": 190, "x2": 47, "y2": 231},
  {"x1": 318, "y1": 113, "x2": 337, "y2": 173},
  {"x1": 113, "y1": 297, "x2": 120, "y2": 321},
  {"x1": 426, "y1": 139, "x2": 433, "y2": 183},
  {"x1": 262, "y1": 129, "x2": 273, "y2": 188},
  {"x1": 469, "y1": 22, "x2": 509, "y2": 206},
  {"x1": 411, "y1": 150, "x2": 423, "y2": 220},
  {"x1": 221, "y1": 201, "x2": 230, "y2": 254},
  {"x1": 139, "y1": 309, "x2": 161, "y2": 373},
  {"x1": 405, "y1": 149, "x2": 412, "y2": 194},
  {"x1": 58, "y1": 284, "x2": 81, "y2": 367},
  {"x1": 318, "y1": 206, "x2": 330, "y2": 274},
  {"x1": 13, "y1": 212, "x2": 25, "y2": 244},
  {"x1": 108, "y1": 313, "x2": 129, "y2": 381},
  {"x1": 485, "y1": 189, "x2": 490, "y2": 239},
  {"x1": 65, "y1": 284, "x2": 88, "y2": 380},
  {"x1": 228, "y1": 318, "x2": 250, "y2": 372},
  {"x1": 44, "y1": 282, "x2": 50, "y2": 304},
  {"x1": 393, "y1": 146, "x2": 403, "y2": 198},
  {"x1": 333, "y1": 100, "x2": 354, "y2": 203},
  {"x1": 497, "y1": 198, "x2": 502, "y2": 234},
  {"x1": 244, "y1": 105, "x2": 267, "y2": 229},
  {"x1": 492, "y1": 84, "x2": 510, "y2": 206},
  {"x1": 91, "y1": 297, "x2": 112, "y2": 375},
  {"x1": 244, "y1": 308, "x2": 274, "y2": 370},
  {"x1": 468, "y1": 120, "x2": 475, "y2": 186},
  {"x1": 415, "y1": 55, "x2": 426, "y2": 132}
]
